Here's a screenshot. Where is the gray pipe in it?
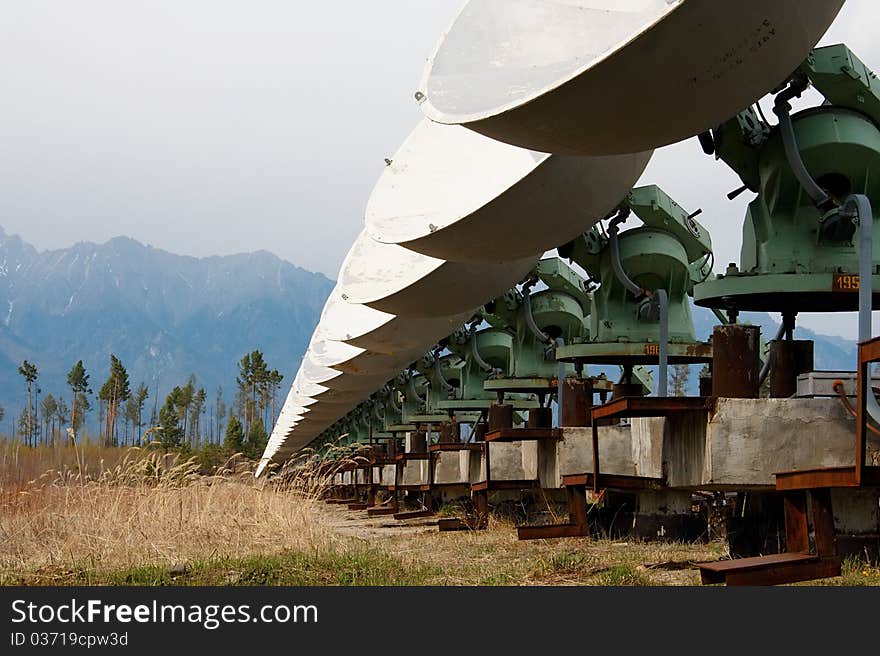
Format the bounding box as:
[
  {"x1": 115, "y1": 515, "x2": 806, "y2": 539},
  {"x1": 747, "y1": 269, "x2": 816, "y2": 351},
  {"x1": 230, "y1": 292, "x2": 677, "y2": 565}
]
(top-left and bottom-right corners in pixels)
[
  {"x1": 773, "y1": 85, "x2": 833, "y2": 210},
  {"x1": 775, "y1": 107, "x2": 832, "y2": 209},
  {"x1": 850, "y1": 194, "x2": 874, "y2": 343},
  {"x1": 609, "y1": 221, "x2": 668, "y2": 395},
  {"x1": 657, "y1": 290, "x2": 669, "y2": 397},
  {"x1": 523, "y1": 290, "x2": 552, "y2": 345},
  {"x1": 556, "y1": 337, "x2": 565, "y2": 424},
  {"x1": 846, "y1": 194, "x2": 880, "y2": 425},
  {"x1": 609, "y1": 224, "x2": 643, "y2": 297},
  {"x1": 711, "y1": 308, "x2": 730, "y2": 326},
  {"x1": 758, "y1": 323, "x2": 787, "y2": 388},
  {"x1": 408, "y1": 374, "x2": 426, "y2": 404},
  {"x1": 434, "y1": 354, "x2": 456, "y2": 394},
  {"x1": 389, "y1": 392, "x2": 402, "y2": 415},
  {"x1": 471, "y1": 330, "x2": 498, "y2": 375}
]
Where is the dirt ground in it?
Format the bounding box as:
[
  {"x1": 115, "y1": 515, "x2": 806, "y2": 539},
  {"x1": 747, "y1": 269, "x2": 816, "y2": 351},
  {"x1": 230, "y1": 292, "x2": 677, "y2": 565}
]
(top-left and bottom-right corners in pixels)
[{"x1": 315, "y1": 502, "x2": 728, "y2": 586}]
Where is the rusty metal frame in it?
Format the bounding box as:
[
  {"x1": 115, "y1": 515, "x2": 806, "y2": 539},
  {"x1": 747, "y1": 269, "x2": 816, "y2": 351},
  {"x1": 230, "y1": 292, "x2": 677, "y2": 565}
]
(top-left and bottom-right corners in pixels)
[
  {"x1": 589, "y1": 396, "x2": 710, "y2": 492},
  {"x1": 485, "y1": 428, "x2": 563, "y2": 443},
  {"x1": 775, "y1": 336, "x2": 880, "y2": 490}
]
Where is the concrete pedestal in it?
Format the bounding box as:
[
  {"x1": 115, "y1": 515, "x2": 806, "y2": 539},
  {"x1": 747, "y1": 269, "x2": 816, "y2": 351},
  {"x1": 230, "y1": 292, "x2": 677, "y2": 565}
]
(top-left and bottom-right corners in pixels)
[
  {"x1": 656, "y1": 398, "x2": 878, "y2": 490},
  {"x1": 479, "y1": 442, "x2": 537, "y2": 482},
  {"x1": 401, "y1": 460, "x2": 428, "y2": 486}
]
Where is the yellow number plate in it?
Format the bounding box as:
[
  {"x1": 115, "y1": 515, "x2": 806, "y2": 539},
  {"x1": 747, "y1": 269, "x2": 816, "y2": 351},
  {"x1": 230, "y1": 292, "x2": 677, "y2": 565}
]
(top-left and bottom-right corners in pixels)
[{"x1": 832, "y1": 274, "x2": 860, "y2": 292}]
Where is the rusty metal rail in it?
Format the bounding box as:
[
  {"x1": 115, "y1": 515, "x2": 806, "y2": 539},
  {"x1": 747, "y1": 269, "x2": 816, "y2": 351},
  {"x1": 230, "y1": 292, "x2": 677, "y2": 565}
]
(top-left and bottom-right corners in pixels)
[{"x1": 699, "y1": 336, "x2": 880, "y2": 585}]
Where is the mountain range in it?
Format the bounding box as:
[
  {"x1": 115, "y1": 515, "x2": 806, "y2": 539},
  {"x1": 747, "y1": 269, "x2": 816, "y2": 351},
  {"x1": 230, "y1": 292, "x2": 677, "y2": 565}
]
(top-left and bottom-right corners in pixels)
[
  {"x1": 0, "y1": 226, "x2": 862, "y2": 434},
  {"x1": 0, "y1": 227, "x2": 333, "y2": 433}
]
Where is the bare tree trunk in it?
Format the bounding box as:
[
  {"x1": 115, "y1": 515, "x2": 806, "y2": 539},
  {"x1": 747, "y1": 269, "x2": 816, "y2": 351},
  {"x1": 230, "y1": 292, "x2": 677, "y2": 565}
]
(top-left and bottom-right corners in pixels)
[{"x1": 26, "y1": 382, "x2": 32, "y2": 447}]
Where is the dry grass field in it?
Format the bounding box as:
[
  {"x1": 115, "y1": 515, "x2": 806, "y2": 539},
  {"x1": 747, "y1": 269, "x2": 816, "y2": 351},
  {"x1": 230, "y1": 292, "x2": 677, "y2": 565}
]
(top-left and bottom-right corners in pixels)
[{"x1": 2, "y1": 442, "x2": 878, "y2": 587}]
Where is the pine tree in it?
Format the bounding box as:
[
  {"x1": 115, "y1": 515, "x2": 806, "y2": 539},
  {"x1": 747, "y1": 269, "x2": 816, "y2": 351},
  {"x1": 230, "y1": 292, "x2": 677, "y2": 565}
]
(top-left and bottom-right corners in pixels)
[
  {"x1": 223, "y1": 414, "x2": 244, "y2": 454},
  {"x1": 123, "y1": 396, "x2": 139, "y2": 445},
  {"x1": 669, "y1": 365, "x2": 691, "y2": 397},
  {"x1": 189, "y1": 387, "x2": 206, "y2": 448},
  {"x1": 70, "y1": 393, "x2": 91, "y2": 439},
  {"x1": 98, "y1": 355, "x2": 131, "y2": 446},
  {"x1": 236, "y1": 353, "x2": 253, "y2": 433},
  {"x1": 66, "y1": 360, "x2": 91, "y2": 442},
  {"x1": 214, "y1": 387, "x2": 226, "y2": 444},
  {"x1": 133, "y1": 383, "x2": 149, "y2": 442},
  {"x1": 260, "y1": 369, "x2": 283, "y2": 429},
  {"x1": 246, "y1": 417, "x2": 268, "y2": 459},
  {"x1": 157, "y1": 388, "x2": 185, "y2": 449},
  {"x1": 17, "y1": 360, "x2": 38, "y2": 446},
  {"x1": 174, "y1": 375, "x2": 196, "y2": 446},
  {"x1": 54, "y1": 397, "x2": 69, "y2": 440},
  {"x1": 40, "y1": 393, "x2": 58, "y2": 446}
]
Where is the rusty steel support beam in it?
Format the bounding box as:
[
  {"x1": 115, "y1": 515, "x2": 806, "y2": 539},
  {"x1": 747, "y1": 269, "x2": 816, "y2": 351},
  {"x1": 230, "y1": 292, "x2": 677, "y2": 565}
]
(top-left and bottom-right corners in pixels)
[
  {"x1": 438, "y1": 423, "x2": 459, "y2": 444},
  {"x1": 410, "y1": 431, "x2": 428, "y2": 453},
  {"x1": 770, "y1": 340, "x2": 814, "y2": 399},
  {"x1": 488, "y1": 403, "x2": 514, "y2": 431},
  {"x1": 712, "y1": 324, "x2": 760, "y2": 398},
  {"x1": 783, "y1": 491, "x2": 809, "y2": 553},
  {"x1": 612, "y1": 383, "x2": 645, "y2": 400},
  {"x1": 809, "y1": 488, "x2": 838, "y2": 558},
  {"x1": 473, "y1": 489, "x2": 489, "y2": 530},
  {"x1": 561, "y1": 378, "x2": 593, "y2": 427},
  {"x1": 527, "y1": 407, "x2": 553, "y2": 429},
  {"x1": 471, "y1": 423, "x2": 488, "y2": 442}
]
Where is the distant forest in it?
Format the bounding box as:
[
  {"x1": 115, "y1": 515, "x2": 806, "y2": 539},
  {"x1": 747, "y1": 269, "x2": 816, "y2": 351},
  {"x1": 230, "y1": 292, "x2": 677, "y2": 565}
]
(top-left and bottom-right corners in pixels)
[{"x1": 8, "y1": 349, "x2": 283, "y2": 461}]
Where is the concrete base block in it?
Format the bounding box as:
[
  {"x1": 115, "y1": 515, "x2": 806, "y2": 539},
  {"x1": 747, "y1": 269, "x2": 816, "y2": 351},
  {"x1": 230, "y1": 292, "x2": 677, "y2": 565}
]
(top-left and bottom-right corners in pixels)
[
  {"x1": 380, "y1": 464, "x2": 396, "y2": 487},
  {"x1": 481, "y1": 442, "x2": 531, "y2": 482},
  {"x1": 465, "y1": 449, "x2": 483, "y2": 484},
  {"x1": 631, "y1": 491, "x2": 703, "y2": 541},
  {"x1": 721, "y1": 489, "x2": 880, "y2": 559},
  {"x1": 832, "y1": 487, "x2": 880, "y2": 534},
  {"x1": 433, "y1": 452, "x2": 467, "y2": 485},
  {"x1": 434, "y1": 485, "x2": 471, "y2": 505},
  {"x1": 401, "y1": 460, "x2": 428, "y2": 486},
  {"x1": 655, "y1": 398, "x2": 878, "y2": 490},
  {"x1": 551, "y1": 425, "x2": 639, "y2": 488},
  {"x1": 833, "y1": 487, "x2": 880, "y2": 559}
]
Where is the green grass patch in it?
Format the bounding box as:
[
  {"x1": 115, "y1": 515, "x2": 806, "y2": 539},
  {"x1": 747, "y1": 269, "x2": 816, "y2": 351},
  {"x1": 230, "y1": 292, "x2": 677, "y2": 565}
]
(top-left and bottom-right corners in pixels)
[
  {"x1": 3, "y1": 548, "x2": 439, "y2": 587},
  {"x1": 590, "y1": 564, "x2": 651, "y2": 587}
]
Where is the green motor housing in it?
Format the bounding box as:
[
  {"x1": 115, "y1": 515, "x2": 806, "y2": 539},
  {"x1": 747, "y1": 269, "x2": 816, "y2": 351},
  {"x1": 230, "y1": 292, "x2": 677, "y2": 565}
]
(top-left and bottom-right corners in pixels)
[
  {"x1": 695, "y1": 44, "x2": 880, "y2": 313},
  {"x1": 590, "y1": 228, "x2": 697, "y2": 344}
]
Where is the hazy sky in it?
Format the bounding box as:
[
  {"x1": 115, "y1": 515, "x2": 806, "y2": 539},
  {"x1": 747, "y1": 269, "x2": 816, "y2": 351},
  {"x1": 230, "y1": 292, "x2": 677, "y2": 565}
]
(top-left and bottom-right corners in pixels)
[{"x1": 1, "y1": 1, "x2": 878, "y2": 339}]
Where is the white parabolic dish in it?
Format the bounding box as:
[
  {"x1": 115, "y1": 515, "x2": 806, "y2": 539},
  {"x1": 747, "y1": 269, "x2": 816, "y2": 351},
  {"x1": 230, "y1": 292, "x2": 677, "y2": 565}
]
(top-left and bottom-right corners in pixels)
[
  {"x1": 300, "y1": 353, "x2": 392, "y2": 393},
  {"x1": 419, "y1": 0, "x2": 846, "y2": 155},
  {"x1": 339, "y1": 230, "x2": 537, "y2": 317},
  {"x1": 366, "y1": 119, "x2": 652, "y2": 261},
  {"x1": 311, "y1": 324, "x2": 429, "y2": 375},
  {"x1": 318, "y1": 288, "x2": 471, "y2": 354}
]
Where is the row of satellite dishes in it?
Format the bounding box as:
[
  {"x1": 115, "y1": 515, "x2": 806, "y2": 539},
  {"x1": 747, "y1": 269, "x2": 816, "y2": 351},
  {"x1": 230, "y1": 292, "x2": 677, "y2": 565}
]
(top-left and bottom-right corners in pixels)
[{"x1": 259, "y1": 0, "x2": 846, "y2": 474}]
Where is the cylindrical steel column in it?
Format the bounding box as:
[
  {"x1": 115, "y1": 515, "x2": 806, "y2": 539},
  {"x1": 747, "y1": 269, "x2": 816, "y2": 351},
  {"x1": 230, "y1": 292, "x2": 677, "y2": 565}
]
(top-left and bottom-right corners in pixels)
[
  {"x1": 770, "y1": 340, "x2": 814, "y2": 398},
  {"x1": 699, "y1": 374, "x2": 713, "y2": 397},
  {"x1": 409, "y1": 431, "x2": 428, "y2": 453},
  {"x1": 561, "y1": 378, "x2": 593, "y2": 427},
  {"x1": 472, "y1": 423, "x2": 488, "y2": 442},
  {"x1": 488, "y1": 403, "x2": 514, "y2": 431},
  {"x1": 612, "y1": 383, "x2": 645, "y2": 400},
  {"x1": 438, "y1": 422, "x2": 459, "y2": 444},
  {"x1": 712, "y1": 325, "x2": 761, "y2": 398},
  {"x1": 527, "y1": 407, "x2": 553, "y2": 429}
]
